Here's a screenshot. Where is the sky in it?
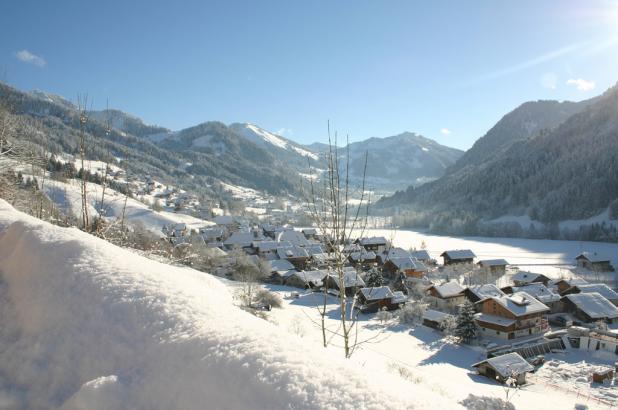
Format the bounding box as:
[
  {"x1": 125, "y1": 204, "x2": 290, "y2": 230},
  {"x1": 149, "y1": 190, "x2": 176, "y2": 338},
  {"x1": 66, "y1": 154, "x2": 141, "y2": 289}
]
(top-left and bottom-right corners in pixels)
[{"x1": 1, "y1": 0, "x2": 618, "y2": 150}]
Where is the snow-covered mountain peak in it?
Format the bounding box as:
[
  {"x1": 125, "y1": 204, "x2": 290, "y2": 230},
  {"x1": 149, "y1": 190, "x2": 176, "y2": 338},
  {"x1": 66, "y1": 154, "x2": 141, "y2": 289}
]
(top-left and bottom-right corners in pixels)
[{"x1": 230, "y1": 123, "x2": 319, "y2": 161}]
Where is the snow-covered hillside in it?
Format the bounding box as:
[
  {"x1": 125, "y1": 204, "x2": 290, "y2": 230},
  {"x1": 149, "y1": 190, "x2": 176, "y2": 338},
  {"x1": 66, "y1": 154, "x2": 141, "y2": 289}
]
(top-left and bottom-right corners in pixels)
[
  {"x1": 230, "y1": 123, "x2": 319, "y2": 161},
  {"x1": 0, "y1": 200, "x2": 452, "y2": 409}
]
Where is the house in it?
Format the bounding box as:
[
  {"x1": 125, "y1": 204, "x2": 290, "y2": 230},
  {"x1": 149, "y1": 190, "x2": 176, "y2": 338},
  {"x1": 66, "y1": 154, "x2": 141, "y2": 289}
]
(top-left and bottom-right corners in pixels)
[
  {"x1": 377, "y1": 247, "x2": 411, "y2": 265},
  {"x1": 322, "y1": 269, "x2": 366, "y2": 296},
  {"x1": 576, "y1": 328, "x2": 618, "y2": 355},
  {"x1": 561, "y1": 292, "x2": 618, "y2": 324},
  {"x1": 223, "y1": 231, "x2": 265, "y2": 251},
  {"x1": 276, "y1": 230, "x2": 310, "y2": 247},
  {"x1": 301, "y1": 228, "x2": 318, "y2": 240},
  {"x1": 422, "y1": 309, "x2": 455, "y2": 331},
  {"x1": 310, "y1": 252, "x2": 336, "y2": 268},
  {"x1": 356, "y1": 286, "x2": 405, "y2": 313},
  {"x1": 564, "y1": 283, "x2": 618, "y2": 306},
  {"x1": 464, "y1": 284, "x2": 506, "y2": 304},
  {"x1": 426, "y1": 281, "x2": 467, "y2": 311},
  {"x1": 509, "y1": 283, "x2": 561, "y2": 313},
  {"x1": 383, "y1": 257, "x2": 427, "y2": 279},
  {"x1": 575, "y1": 252, "x2": 615, "y2": 272},
  {"x1": 410, "y1": 250, "x2": 432, "y2": 264},
  {"x1": 440, "y1": 250, "x2": 475, "y2": 265},
  {"x1": 551, "y1": 277, "x2": 589, "y2": 295},
  {"x1": 476, "y1": 259, "x2": 509, "y2": 275},
  {"x1": 348, "y1": 250, "x2": 377, "y2": 268},
  {"x1": 356, "y1": 237, "x2": 388, "y2": 253},
  {"x1": 284, "y1": 270, "x2": 328, "y2": 290},
  {"x1": 253, "y1": 240, "x2": 290, "y2": 259},
  {"x1": 511, "y1": 271, "x2": 550, "y2": 287},
  {"x1": 200, "y1": 227, "x2": 225, "y2": 243},
  {"x1": 472, "y1": 352, "x2": 534, "y2": 385},
  {"x1": 276, "y1": 245, "x2": 310, "y2": 270},
  {"x1": 474, "y1": 292, "x2": 550, "y2": 340},
  {"x1": 267, "y1": 259, "x2": 297, "y2": 284}
]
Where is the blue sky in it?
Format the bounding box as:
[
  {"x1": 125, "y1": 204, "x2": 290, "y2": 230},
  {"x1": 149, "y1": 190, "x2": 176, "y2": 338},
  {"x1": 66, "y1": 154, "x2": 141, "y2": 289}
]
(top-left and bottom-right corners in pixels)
[{"x1": 2, "y1": 0, "x2": 618, "y2": 149}]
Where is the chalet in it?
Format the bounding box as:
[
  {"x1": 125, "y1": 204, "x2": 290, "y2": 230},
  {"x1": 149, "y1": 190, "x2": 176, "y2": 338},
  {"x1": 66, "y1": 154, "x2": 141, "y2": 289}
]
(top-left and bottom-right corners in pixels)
[
  {"x1": 575, "y1": 252, "x2": 615, "y2": 272},
  {"x1": 301, "y1": 228, "x2": 318, "y2": 240},
  {"x1": 472, "y1": 352, "x2": 534, "y2": 385},
  {"x1": 200, "y1": 227, "x2": 225, "y2": 243},
  {"x1": 348, "y1": 250, "x2": 377, "y2": 268},
  {"x1": 284, "y1": 270, "x2": 327, "y2": 290},
  {"x1": 511, "y1": 271, "x2": 550, "y2": 287},
  {"x1": 304, "y1": 243, "x2": 325, "y2": 256},
  {"x1": 253, "y1": 240, "x2": 290, "y2": 259},
  {"x1": 323, "y1": 269, "x2": 366, "y2": 296},
  {"x1": 377, "y1": 247, "x2": 411, "y2": 265},
  {"x1": 410, "y1": 250, "x2": 432, "y2": 264},
  {"x1": 223, "y1": 231, "x2": 265, "y2": 251},
  {"x1": 356, "y1": 286, "x2": 405, "y2": 313},
  {"x1": 426, "y1": 281, "x2": 467, "y2": 311},
  {"x1": 551, "y1": 277, "x2": 589, "y2": 295},
  {"x1": 276, "y1": 230, "x2": 310, "y2": 247},
  {"x1": 311, "y1": 252, "x2": 336, "y2": 268},
  {"x1": 562, "y1": 293, "x2": 618, "y2": 324},
  {"x1": 213, "y1": 215, "x2": 240, "y2": 231},
  {"x1": 276, "y1": 245, "x2": 310, "y2": 270},
  {"x1": 440, "y1": 249, "x2": 475, "y2": 265},
  {"x1": 464, "y1": 284, "x2": 506, "y2": 304},
  {"x1": 383, "y1": 257, "x2": 427, "y2": 279},
  {"x1": 474, "y1": 292, "x2": 550, "y2": 340},
  {"x1": 422, "y1": 309, "x2": 455, "y2": 331},
  {"x1": 476, "y1": 259, "x2": 509, "y2": 275},
  {"x1": 564, "y1": 283, "x2": 618, "y2": 306},
  {"x1": 267, "y1": 259, "x2": 297, "y2": 284},
  {"x1": 356, "y1": 237, "x2": 388, "y2": 253},
  {"x1": 577, "y1": 328, "x2": 618, "y2": 355},
  {"x1": 509, "y1": 283, "x2": 561, "y2": 313}
]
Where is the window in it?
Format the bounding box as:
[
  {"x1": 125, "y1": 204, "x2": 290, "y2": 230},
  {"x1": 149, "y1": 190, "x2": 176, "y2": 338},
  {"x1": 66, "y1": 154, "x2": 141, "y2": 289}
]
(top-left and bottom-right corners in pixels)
[{"x1": 496, "y1": 331, "x2": 500, "y2": 335}]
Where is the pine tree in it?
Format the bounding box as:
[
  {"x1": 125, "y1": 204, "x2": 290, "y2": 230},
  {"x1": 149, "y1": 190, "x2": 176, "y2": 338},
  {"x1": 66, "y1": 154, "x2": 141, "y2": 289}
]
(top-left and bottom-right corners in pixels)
[
  {"x1": 365, "y1": 268, "x2": 384, "y2": 288},
  {"x1": 454, "y1": 301, "x2": 477, "y2": 344}
]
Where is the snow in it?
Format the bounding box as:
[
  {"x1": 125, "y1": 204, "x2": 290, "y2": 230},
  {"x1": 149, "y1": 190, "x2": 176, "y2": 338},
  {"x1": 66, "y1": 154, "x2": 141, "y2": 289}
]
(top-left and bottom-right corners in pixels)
[
  {"x1": 40, "y1": 178, "x2": 211, "y2": 235},
  {"x1": 564, "y1": 293, "x2": 618, "y2": 319},
  {"x1": 441, "y1": 249, "x2": 476, "y2": 259},
  {"x1": 473, "y1": 352, "x2": 533, "y2": 377},
  {"x1": 0, "y1": 200, "x2": 441, "y2": 409},
  {"x1": 493, "y1": 292, "x2": 550, "y2": 316},
  {"x1": 433, "y1": 281, "x2": 465, "y2": 298}
]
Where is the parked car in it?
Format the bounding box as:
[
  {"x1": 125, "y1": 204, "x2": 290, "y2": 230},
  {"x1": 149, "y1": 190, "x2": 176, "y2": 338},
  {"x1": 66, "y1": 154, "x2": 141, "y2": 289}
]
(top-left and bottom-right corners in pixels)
[{"x1": 549, "y1": 315, "x2": 573, "y2": 327}]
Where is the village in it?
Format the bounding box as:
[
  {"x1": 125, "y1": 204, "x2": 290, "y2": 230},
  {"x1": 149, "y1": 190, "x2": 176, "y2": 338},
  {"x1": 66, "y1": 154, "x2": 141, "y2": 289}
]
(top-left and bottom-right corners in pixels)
[{"x1": 161, "y1": 214, "x2": 618, "y2": 406}]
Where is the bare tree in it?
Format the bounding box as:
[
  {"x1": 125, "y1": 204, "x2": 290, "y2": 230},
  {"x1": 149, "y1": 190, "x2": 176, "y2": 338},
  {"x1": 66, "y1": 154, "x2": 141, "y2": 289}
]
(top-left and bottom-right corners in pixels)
[
  {"x1": 77, "y1": 94, "x2": 90, "y2": 230},
  {"x1": 303, "y1": 122, "x2": 371, "y2": 358}
]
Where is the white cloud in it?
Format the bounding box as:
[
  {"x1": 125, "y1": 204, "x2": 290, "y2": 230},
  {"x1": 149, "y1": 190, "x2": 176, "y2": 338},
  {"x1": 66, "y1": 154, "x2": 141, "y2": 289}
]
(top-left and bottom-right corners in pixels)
[
  {"x1": 566, "y1": 78, "x2": 596, "y2": 91},
  {"x1": 440, "y1": 128, "x2": 451, "y2": 135},
  {"x1": 540, "y1": 72, "x2": 558, "y2": 89},
  {"x1": 16, "y1": 50, "x2": 46, "y2": 67}
]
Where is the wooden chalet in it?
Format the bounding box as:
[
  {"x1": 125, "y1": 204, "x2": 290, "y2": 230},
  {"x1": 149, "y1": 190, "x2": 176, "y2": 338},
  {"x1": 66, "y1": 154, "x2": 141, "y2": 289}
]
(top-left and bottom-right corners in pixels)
[
  {"x1": 356, "y1": 286, "x2": 406, "y2": 313},
  {"x1": 276, "y1": 245, "x2": 310, "y2": 270},
  {"x1": 472, "y1": 352, "x2": 534, "y2": 385},
  {"x1": 575, "y1": 252, "x2": 615, "y2": 272},
  {"x1": 383, "y1": 257, "x2": 427, "y2": 279},
  {"x1": 355, "y1": 236, "x2": 388, "y2": 253},
  {"x1": 511, "y1": 271, "x2": 550, "y2": 287},
  {"x1": 426, "y1": 281, "x2": 467, "y2": 311},
  {"x1": 322, "y1": 269, "x2": 366, "y2": 297},
  {"x1": 440, "y1": 249, "x2": 475, "y2": 265},
  {"x1": 474, "y1": 292, "x2": 550, "y2": 340},
  {"x1": 476, "y1": 259, "x2": 508, "y2": 275},
  {"x1": 561, "y1": 292, "x2": 618, "y2": 324}
]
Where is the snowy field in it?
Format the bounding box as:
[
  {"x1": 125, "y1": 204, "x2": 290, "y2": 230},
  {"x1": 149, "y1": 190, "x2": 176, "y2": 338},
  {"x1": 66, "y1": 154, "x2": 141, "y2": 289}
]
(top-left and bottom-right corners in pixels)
[
  {"x1": 41, "y1": 178, "x2": 212, "y2": 235},
  {"x1": 257, "y1": 287, "x2": 617, "y2": 410},
  {"x1": 0, "y1": 200, "x2": 458, "y2": 410},
  {"x1": 362, "y1": 228, "x2": 618, "y2": 286}
]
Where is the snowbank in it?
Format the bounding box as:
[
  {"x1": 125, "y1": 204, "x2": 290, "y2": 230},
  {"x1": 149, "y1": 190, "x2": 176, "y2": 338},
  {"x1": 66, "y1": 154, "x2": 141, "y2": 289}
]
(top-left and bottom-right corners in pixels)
[{"x1": 0, "y1": 201, "x2": 439, "y2": 409}]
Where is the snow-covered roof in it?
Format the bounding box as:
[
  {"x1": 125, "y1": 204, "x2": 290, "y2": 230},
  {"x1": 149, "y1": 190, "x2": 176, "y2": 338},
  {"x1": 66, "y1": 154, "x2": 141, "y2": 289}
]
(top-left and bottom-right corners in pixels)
[
  {"x1": 358, "y1": 237, "x2": 387, "y2": 246},
  {"x1": 475, "y1": 313, "x2": 516, "y2": 327},
  {"x1": 304, "y1": 243, "x2": 324, "y2": 255},
  {"x1": 388, "y1": 257, "x2": 427, "y2": 272},
  {"x1": 511, "y1": 271, "x2": 547, "y2": 284},
  {"x1": 468, "y1": 284, "x2": 505, "y2": 300},
  {"x1": 511, "y1": 283, "x2": 560, "y2": 304},
  {"x1": 289, "y1": 270, "x2": 328, "y2": 285},
  {"x1": 327, "y1": 270, "x2": 366, "y2": 288},
  {"x1": 432, "y1": 281, "x2": 465, "y2": 298},
  {"x1": 576, "y1": 252, "x2": 611, "y2": 263},
  {"x1": 268, "y1": 259, "x2": 296, "y2": 272},
  {"x1": 423, "y1": 309, "x2": 454, "y2": 322},
  {"x1": 409, "y1": 250, "x2": 431, "y2": 261},
  {"x1": 213, "y1": 215, "x2": 236, "y2": 225},
  {"x1": 254, "y1": 240, "x2": 289, "y2": 251},
  {"x1": 440, "y1": 249, "x2": 476, "y2": 260},
  {"x1": 473, "y1": 353, "x2": 534, "y2": 378},
  {"x1": 224, "y1": 232, "x2": 264, "y2": 247},
  {"x1": 477, "y1": 259, "x2": 509, "y2": 267},
  {"x1": 491, "y1": 291, "x2": 550, "y2": 317},
  {"x1": 391, "y1": 291, "x2": 407, "y2": 304},
  {"x1": 276, "y1": 245, "x2": 309, "y2": 259},
  {"x1": 276, "y1": 230, "x2": 310, "y2": 247},
  {"x1": 359, "y1": 286, "x2": 395, "y2": 301},
  {"x1": 564, "y1": 292, "x2": 618, "y2": 319},
  {"x1": 574, "y1": 284, "x2": 618, "y2": 301},
  {"x1": 379, "y1": 247, "x2": 412, "y2": 262},
  {"x1": 350, "y1": 251, "x2": 377, "y2": 262},
  {"x1": 302, "y1": 228, "x2": 317, "y2": 235}
]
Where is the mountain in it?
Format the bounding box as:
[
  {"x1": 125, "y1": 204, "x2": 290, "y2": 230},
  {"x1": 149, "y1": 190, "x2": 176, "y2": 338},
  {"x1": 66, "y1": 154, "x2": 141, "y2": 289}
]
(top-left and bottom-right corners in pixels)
[
  {"x1": 88, "y1": 109, "x2": 169, "y2": 138},
  {"x1": 377, "y1": 83, "x2": 618, "y2": 239},
  {"x1": 344, "y1": 132, "x2": 463, "y2": 192}
]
